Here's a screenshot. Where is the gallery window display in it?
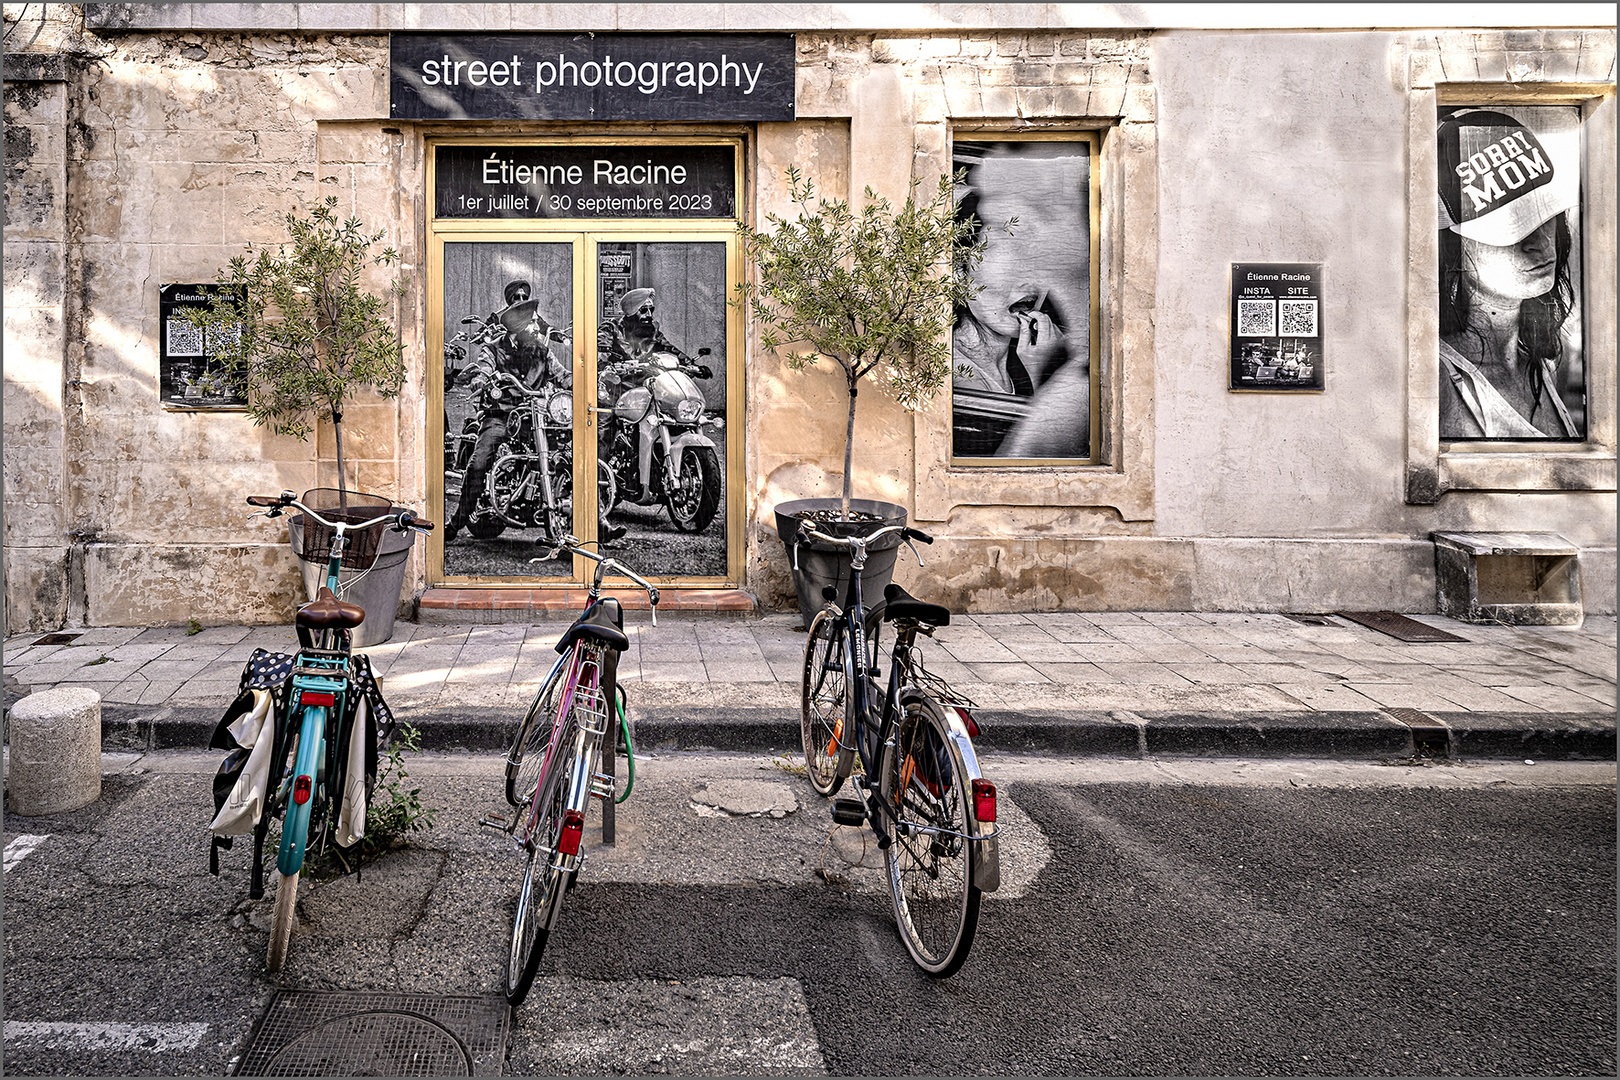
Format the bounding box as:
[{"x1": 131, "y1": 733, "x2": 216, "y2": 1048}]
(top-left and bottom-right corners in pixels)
[
  {"x1": 950, "y1": 136, "x2": 1100, "y2": 462},
  {"x1": 1436, "y1": 104, "x2": 1586, "y2": 442}
]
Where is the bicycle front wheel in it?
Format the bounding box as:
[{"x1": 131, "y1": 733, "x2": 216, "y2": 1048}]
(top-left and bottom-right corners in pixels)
[
  {"x1": 267, "y1": 871, "x2": 299, "y2": 973},
  {"x1": 506, "y1": 726, "x2": 580, "y2": 1006},
  {"x1": 801, "y1": 609, "x2": 855, "y2": 796},
  {"x1": 881, "y1": 695, "x2": 981, "y2": 977}
]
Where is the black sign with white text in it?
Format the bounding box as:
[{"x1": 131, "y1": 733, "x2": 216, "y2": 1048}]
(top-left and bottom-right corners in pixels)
[
  {"x1": 435, "y1": 144, "x2": 736, "y2": 219},
  {"x1": 159, "y1": 283, "x2": 248, "y2": 409},
  {"x1": 391, "y1": 32, "x2": 795, "y2": 121},
  {"x1": 1229, "y1": 263, "x2": 1325, "y2": 391}
]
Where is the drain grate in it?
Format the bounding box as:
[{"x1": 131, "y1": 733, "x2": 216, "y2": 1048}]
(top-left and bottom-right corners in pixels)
[
  {"x1": 32, "y1": 632, "x2": 82, "y2": 646},
  {"x1": 235, "y1": 991, "x2": 508, "y2": 1077},
  {"x1": 1283, "y1": 613, "x2": 1339, "y2": 626},
  {"x1": 1337, "y1": 611, "x2": 1468, "y2": 643}
]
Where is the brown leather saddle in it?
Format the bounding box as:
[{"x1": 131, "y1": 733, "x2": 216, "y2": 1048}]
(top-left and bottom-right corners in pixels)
[{"x1": 295, "y1": 586, "x2": 365, "y2": 631}]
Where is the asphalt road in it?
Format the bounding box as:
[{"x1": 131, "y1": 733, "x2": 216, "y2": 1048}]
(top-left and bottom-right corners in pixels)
[{"x1": 3, "y1": 753, "x2": 1613, "y2": 1076}]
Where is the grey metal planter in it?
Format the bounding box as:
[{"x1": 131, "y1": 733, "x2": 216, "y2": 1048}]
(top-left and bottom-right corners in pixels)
[
  {"x1": 772, "y1": 497, "x2": 908, "y2": 628},
  {"x1": 287, "y1": 511, "x2": 416, "y2": 647}
]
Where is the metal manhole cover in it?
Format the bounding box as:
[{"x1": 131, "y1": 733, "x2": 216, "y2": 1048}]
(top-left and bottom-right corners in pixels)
[
  {"x1": 1336, "y1": 611, "x2": 1468, "y2": 643},
  {"x1": 235, "y1": 992, "x2": 508, "y2": 1077}
]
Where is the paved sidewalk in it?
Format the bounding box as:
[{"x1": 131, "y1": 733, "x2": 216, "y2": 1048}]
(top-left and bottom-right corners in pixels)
[{"x1": 3, "y1": 611, "x2": 1614, "y2": 760}]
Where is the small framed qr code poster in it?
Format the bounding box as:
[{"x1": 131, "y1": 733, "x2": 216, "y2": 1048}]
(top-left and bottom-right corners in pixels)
[
  {"x1": 160, "y1": 283, "x2": 248, "y2": 410},
  {"x1": 1229, "y1": 263, "x2": 1324, "y2": 392}
]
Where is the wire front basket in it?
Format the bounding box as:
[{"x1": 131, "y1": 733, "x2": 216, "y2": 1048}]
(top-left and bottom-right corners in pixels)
[{"x1": 292, "y1": 488, "x2": 391, "y2": 570}]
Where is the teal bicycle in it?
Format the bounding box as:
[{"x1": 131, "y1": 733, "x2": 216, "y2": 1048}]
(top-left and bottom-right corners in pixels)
[{"x1": 246, "y1": 488, "x2": 434, "y2": 972}]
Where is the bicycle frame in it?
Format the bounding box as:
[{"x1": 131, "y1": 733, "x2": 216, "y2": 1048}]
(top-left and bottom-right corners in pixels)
[{"x1": 519, "y1": 643, "x2": 605, "y2": 873}]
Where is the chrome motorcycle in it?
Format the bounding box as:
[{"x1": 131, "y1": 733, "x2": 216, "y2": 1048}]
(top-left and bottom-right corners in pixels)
[
  {"x1": 444, "y1": 313, "x2": 575, "y2": 543},
  {"x1": 603, "y1": 347, "x2": 723, "y2": 534}
]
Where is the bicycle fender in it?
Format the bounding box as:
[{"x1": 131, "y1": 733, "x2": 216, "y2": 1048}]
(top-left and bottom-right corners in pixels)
[
  {"x1": 902, "y1": 689, "x2": 1000, "y2": 892},
  {"x1": 277, "y1": 704, "x2": 327, "y2": 877}
]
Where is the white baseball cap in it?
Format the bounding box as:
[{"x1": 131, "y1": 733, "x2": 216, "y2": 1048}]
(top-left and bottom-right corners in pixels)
[{"x1": 1437, "y1": 109, "x2": 1577, "y2": 246}]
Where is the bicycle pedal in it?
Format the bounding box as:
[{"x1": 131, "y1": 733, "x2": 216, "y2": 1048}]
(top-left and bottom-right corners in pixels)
[
  {"x1": 589, "y1": 773, "x2": 614, "y2": 799},
  {"x1": 478, "y1": 813, "x2": 509, "y2": 831},
  {"x1": 831, "y1": 798, "x2": 866, "y2": 827}
]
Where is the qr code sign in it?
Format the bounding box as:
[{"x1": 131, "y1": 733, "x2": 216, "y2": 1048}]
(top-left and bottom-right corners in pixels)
[
  {"x1": 1279, "y1": 298, "x2": 1319, "y2": 337},
  {"x1": 1237, "y1": 299, "x2": 1276, "y2": 337},
  {"x1": 167, "y1": 318, "x2": 204, "y2": 356}
]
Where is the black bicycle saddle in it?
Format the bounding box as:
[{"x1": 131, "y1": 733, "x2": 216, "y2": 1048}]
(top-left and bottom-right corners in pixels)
[
  {"x1": 882, "y1": 582, "x2": 951, "y2": 628},
  {"x1": 555, "y1": 596, "x2": 630, "y2": 654}
]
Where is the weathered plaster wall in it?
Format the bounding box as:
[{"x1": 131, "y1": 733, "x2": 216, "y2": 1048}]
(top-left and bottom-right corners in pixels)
[
  {"x1": 1154, "y1": 32, "x2": 1616, "y2": 592},
  {"x1": 3, "y1": 6, "x2": 1614, "y2": 629},
  {"x1": 4, "y1": 61, "x2": 71, "y2": 633},
  {"x1": 5, "y1": 25, "x2": 420, "y2": 627}
]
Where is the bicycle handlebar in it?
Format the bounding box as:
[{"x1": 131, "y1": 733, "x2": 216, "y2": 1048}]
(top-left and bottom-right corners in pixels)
[
  {"x1": 796, "y1": 522, "x2": 933, "y2": 548},
  {"x1": 246, "y1": 492, "x2": 436, "y2": 534},
  {"x1": 536, "y1": 534, "x2": 661, "y2": 626}
]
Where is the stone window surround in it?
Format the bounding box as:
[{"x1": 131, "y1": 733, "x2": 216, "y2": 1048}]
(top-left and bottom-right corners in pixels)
[
  {"x1": 1403, "y1": 69, "x2": 1617, "y2": 503},
  {"x1": 911, "y1": 100, "x2": 1156, "y2": 525}
]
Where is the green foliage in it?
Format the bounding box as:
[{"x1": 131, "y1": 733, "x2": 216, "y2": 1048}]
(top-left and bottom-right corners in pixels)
[
  {"x1": 186, "y1": 618, "x2": 203, "y2": 636},
  {"x1": 734, "y1": 168, "x2": 984, "y2": 515},
  {"x1": 185, "y1": 196, "x2": 408, "y2": 481},
  {"x1": 300, "y1": 721, "x2": 437, "y2": 881},
  {"x1": 358, "y1": 721, "x2": 437, "y2": 860}
]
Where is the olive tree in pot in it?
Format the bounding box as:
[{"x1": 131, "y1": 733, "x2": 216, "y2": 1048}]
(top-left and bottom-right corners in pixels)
[
  {"x1": 186, "y1": 196, "x2": 414, "y2": 645},
  {"x1": 735, "y1": 168, "x2": 983, "y2": 625}
]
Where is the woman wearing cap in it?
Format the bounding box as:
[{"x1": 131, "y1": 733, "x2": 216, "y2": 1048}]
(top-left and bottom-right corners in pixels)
[{"x1": 1437, "y1": 108, "x2": 1580, "y2": 440}]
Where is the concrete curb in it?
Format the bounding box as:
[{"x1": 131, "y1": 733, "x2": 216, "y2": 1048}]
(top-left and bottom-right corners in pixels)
[{"x1": 99, "y1": 702, "x2": 1617, "y2": 761}]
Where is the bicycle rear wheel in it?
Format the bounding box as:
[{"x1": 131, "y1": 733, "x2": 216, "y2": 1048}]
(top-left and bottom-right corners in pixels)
[
  {"x1": 267, "y1": 871, "x2": 299, "y2": 973},
  {"x1": 506, "y1": 660, "x2": 567, "y2": 806},
  {"x1": 881, "y1": 694, "x2": 981, "y2": 977},
  {"x1": 506, "y1": 722, "x2": 581, "y2": 1006}
]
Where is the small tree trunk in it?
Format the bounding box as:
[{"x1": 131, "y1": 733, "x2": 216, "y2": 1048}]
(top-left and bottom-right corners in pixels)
[
  {"x1": 331, "y1": 406, "x2": 350, "y2": 510},
  {"x1": 841, "y1": 377, "x2": 858, "y2": 519}
]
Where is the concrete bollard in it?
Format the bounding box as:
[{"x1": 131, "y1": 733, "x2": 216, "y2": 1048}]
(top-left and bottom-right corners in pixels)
[{"x1": 6, "y1": 687, "x2": 103, "y2": 816}]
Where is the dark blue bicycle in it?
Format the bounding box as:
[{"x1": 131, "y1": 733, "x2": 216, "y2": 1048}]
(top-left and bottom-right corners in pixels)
[{"x1": 795, "y1": 520, "x2": 1001, "y2": 977}]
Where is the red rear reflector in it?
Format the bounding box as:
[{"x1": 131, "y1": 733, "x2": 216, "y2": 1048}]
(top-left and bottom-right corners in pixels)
[
  {"x1": 293, "y1": 775, "x2": 312, "y2": 805},
  {"x1": 971, "y1": 778, "x2": 996, "y2": 823},
  {"x1": 955, "y1": 707, "x2": 980, "y2": 738},
  {"x1": 301, "y1": 691, "x2": 335, "y2": 707},
  {"x1": 558, "y1": 809, "x2": 585, "y2": 855}
]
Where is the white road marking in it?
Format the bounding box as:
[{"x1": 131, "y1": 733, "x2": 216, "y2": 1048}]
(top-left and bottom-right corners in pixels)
[
  {"x1": 3, "y1": 1021, "x2": 210, "y2": 1053},
  {"x1": 4, "y1": 834, "x2": 47, "y2": 872}
]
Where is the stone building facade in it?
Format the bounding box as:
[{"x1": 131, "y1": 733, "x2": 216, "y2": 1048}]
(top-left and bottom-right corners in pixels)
[{"x1": 4, "y1": 4, "x2": 1615, "y2": 632}]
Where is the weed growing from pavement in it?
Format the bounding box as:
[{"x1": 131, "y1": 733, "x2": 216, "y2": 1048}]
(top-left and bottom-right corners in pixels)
[
  {"x1": 85, "y1": 654, "x2": 111, "y2": 666},
  {"x1": 771, "y1": 753, "x2": 808, "y2": 777},
  {"x1": 266, "y1": 722, "x2": 439, "y2": 883},
  {"x1": 361, "y1": 722, "x2": 439, "y2": 859},
  {"x1": 186, "y1": 618, "x2": 204, "y2": 635}
]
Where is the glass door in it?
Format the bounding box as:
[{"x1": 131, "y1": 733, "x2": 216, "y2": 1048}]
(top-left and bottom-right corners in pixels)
[
  {"x1": 436, "y1": 238, "x2": 583, "y2": 580},
  {"x1": 591, "y1": 237, "x2": 731, "y2": 579},
  {"x1": 428, "y1": 137, "x2": 744, "y2": 588}
]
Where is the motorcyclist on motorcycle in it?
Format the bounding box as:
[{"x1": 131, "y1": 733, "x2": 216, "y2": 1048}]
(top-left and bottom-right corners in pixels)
[
  {"x1": 597, "y1": 288, "x2": 712, "y2": 507},
  {"x1": 446, "y1": 279, "x2": 571, "y2": 542}
]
